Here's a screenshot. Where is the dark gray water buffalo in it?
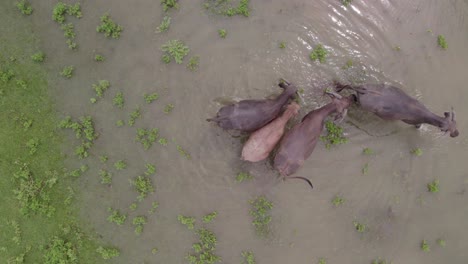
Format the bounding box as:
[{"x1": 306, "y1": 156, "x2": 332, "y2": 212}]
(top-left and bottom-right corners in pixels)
[
  {"x1": 207, "y1": 80, "x2": 298, "y2": 132},
  {"x1": 335, "y1": 82, "x2": 459, "y2": 137},
  {"x1": 274, "y1": 92, "x2": 355, "y2": 189}
]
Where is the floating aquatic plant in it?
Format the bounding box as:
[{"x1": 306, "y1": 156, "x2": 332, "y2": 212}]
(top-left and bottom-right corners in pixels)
[
  {"x1": 97, "y1": 13, "x2": 123, "y2": 39},
  {"x1": 249, "y1": 196, "x2": 273, "y2": 236},
  {"x1": 309, "y1": 44, "x2": 328, "y2": 63}
]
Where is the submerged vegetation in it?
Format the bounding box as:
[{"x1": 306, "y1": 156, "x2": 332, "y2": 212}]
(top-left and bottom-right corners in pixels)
[
  {"x1": 204, "y1": 0, "x2": 250, "y2": 17},
  {"x1": 309, "y1": 44, "x2": 328, "y2": 63},
  {"x1": 320, "y1": 121, "x2": 348, "y2": 149},
  {"x1": 249, "y1": 196, "x2": 273, "y2": 237},
  {"x1": 161, "y1": 39, "x2": 190, "y2": 64},
  {"x1": 97, "y1": 13, "x2": 123, "y2": 39}
]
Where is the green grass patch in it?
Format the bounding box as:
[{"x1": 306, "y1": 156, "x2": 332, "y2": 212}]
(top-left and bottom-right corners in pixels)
[
  {"x1": 186, "y1": 228, "x2": 221, "y2": 264},
  {"x1": 135, "y1": 128, "x2": 159, "y2": 149},
  {"x1": 133, "y1": 216, "x2": 147, "y2": 235},
  {"x1": 178, "y1": 215, "x2": 196, "y2": 230},
  {"x1": 0, "y1": 3, "x2": 103, "y2": 262},
  {"x1": 241, "y1": 251, "x2": 256, "y2": 264},
  {"x1": 96, "y1": 246, "x2": 120, "y2": 260},
  {"x1": 131, "y1": 175, "x2": 154, "y2": 201},
  {"x1": 92, "y1": 80, "x2": 110, "y2": 100},
  {"x1": 128, "y1": 107, "x2": 141, "y2": 126},
  {"x1": 187, "y1": 56, "x2": 200, "y2": 71},
  {"x1": 309, "y1": 44, "x2": 328, "y2": 63},
  {"x1": 161, "y1": 40, "x2": 189, "y2": 64},
  {"x1": 94, "y1": 54, "x2": 104, "y2": 62},
  {"x1": 202, "y1": 211, "x2": 218, "y2": 223},
  {"x1": 144, "y1": 92, "x2": 159, "y2": 103},
  {"x1": 320, "y1": 120, "x2": 348, "y2": 149},
  {"x1": 156, "y1": 16, "x2": 171, "y2": 33},
  {"x1": 112, "y1": 92, "x2": 124, "y2": 108},
  {"x1": 60, "y1": 65, "x2": 74, "y2": 79},
  {"x1": 107, "y1": 208, "x2": 127, "y2": 225},
  {"x1": 31, "y1": 52, "x2": 45, "y2": 63},
  {"x1": 427, "y1": 179, "x2": 439, "y2": 193},
  {"x1": 236, "y1": 172, "x2": 253, "y2": 182},
  {"x1": 97, "y1": 13, "x2": 123, "y2": 39},
  {"x1": 437, "y1": 35, "x2": 447, "y2": 50},
  {"x1": 218, "y1": 29, "x2": 227, "y2": 38},
  {"x1": 204, "y1": 0, "x2": 250, "y2": 17},
  {"x1": 249, "y1": 196, "x2": 273, "y2": 237},
  {"x1": 161, "y1": 0, "x2": 179, "y2": 12},
  {"x1": 16, "y1": 0, "x2": 33, "y2": 15}
]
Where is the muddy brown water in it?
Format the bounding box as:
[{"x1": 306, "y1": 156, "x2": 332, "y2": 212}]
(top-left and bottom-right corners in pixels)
[{"x1": 23, "y1": 0, "x2": 468, "y2": 263}]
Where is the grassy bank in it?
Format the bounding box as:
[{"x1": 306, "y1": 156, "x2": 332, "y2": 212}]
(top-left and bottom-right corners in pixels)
[{"x1": 0, "y1": 2, "x2": 103, "y2": 263}]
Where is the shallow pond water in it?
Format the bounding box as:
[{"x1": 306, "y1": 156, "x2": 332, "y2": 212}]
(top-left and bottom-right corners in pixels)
[{"x1": 26, "y1": 0, "x2": 468, "y2": 263}]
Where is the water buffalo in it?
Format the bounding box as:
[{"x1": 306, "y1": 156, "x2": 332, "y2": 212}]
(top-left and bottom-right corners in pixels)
[
  {"x1": 274, "y1": 92, "x2": 355, "y2": 189},
  {"x1": 334, "y1": 82, "x2": 459, "y2": 137},
  {"x1": 241, "y1": 102, "x2": 300, "y2": 162},
  {"x1": 207, "y1": 80, "x2": 298, "y2": 132}
]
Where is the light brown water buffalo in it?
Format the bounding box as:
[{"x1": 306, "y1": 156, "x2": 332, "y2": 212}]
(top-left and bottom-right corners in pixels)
[
  {"x1": 334, "y1": 82, "x2": 459, "y2": 137},
  {"x1": 274, "y1": 92, "x2": 355, "y2": 189},
  {"x1": 207, "y1": 80, "x2": 297, "y2": 132},
  {"x1": 241, "y1": 102, "x2": 300, "y2": 162}
]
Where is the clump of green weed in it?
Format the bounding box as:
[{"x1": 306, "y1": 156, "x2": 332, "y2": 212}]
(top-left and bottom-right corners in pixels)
[
  {"x1": 164, "y1": 103, "x2": 174, "y2": 113},
  {"x1": 249, "y1": 196, "x2": 273, "y2": 236},
  {"x1": 437, "y1": 238, "x2": 446, "y2": 247},
  {"x1": 186, "y1": 228, "x2": 221, "y2": 264},
  {"x1": 149, "y1": 201, "x2": 159, "y2": 214},
  {"x1": 236, "y1": 172, "x2": 253, "y2": 182},
  {"x1": 43, "y1": 236, "x2": 78, "y2": 264},
  {"x1": 66, "y1": 39, "x2": 77, "y2": 50},
  {"x1": 131, "y1": 175, "x2": 154, "y2": 201},
  {"x1": 31, "y1": 52, "x2": 45, "y2": 63},
  {"x1": 133, "y1": 216, "x2": 147, "y2": 235},
  {"x1": 92, "y1": 80, "x2": 110, "y2": 99},
  {"x1": 158, "y1": 138, "x2": 168, "y2": 146},
  {"x1": 353, "y1": 221, "x2": 366, "y2": 233},
  {"x1": 107, "y1": 208, "x2": 127, "y2": 225},
  {"x1": 67, "y1": 3, "x2": 82, "y2": 17},
  {"x1": 145, "y1": 163, "x2": 156, "y2": 175},
  {"x1": 241, "y1": 251, "x2": 255, "y2": 264},
  {"x1": 52, "y1": 3, "x2": 81, "y2": 49},
  {"x1": 156, "y1": 16, "x2": 171, "y2": 33},
  {"x1": 411, "y1": 148, "x2": 423, "y2": 156},
  {"x1": 372, "y1": 258, "x2": 389, "y2": 264},
  {"x1": 112, "y1": 92, "x2": 124, "y2": 108},
  {"x1": 362, "y1": 147, "x2": 373, "y2": 155},
  {"x1": 94, "y1": 54, "x2": 104, "y2": 61},
  {"x1": 99, "y1": 155, "x2": 108, "y2": 163},
  {"x1": 218, "y1": 29, "x2": 227, "y2": 38},
  {"x1": 309, "y1": 44, "x2": 328, "y2": 63},
  {"x1": 114, "y1": 160, "x2": 127, "y2": 170},
  {"x1": 0, "y1": 69, "x2": 15, "y2": 83},
  {"x1": 161, "y1": 0, "x2": 179, "y2": 12},
  {"x1": 96, "y1": 246, "x2": 120, "y2": 260},
  {"x1": 203, "y1": 211, "x2": 218, "y2": 223},
  {"x1": 60, "y1": 65, "x2": 74, "y2": 78},
  {"x1": 204, "y1": 0, "x2": 250, "y2": 17},
  {"x1": 427, "y1": 180, "x2": 439, "y2": 193},
  {"x1": 341, "y1": 0, "x2": 352, "y2": 6},
  {"x1": 144, "y1": 92, "x2": 159, "y2": 103},
  {"x1": 129, "y1": 203, "x2": 138, "y2": 211},
  {"x1": 135, "y1": 128, "x2": 159, "y2": 149},
  {"x1": 318, "y1": 258, "x2": 327, "y2": 264},
  {"x1": 437, "y1": 35, "x2": 447, "y2": 50},
  {"x1": 320, "y1": 120, "x2": 348, "y2": 149},
  {"x1": 116, "y1": 120, "x2": 125, "y2": 127},
  {"x1": 187, "y1": 56, "x2": 200, "y2": 71},
  {"x1": 152, "y1": 247, "x2": 159, "y2": 254},
  {"x1": 279, "y1": 41, "x2": 286, "y2": 49},
  {"x1": 25, "y1": 138, "x2": 39, "y2": 155},
  {"x1": 161, "y1": 40, "x2": 189, "y2": 64},
  {"x1": 52, "y1": 2, "x2": 68, "y2": 24},
  {"x1": 74, "y1": 141, "x2": 93, "y2": 159},
  {"x1": 175, "y1": 142, "x2": 191, "y2": 159},
  {"x1": 178, "y1": 215, "x2": 196, "y2": 230},
  {"x1": 61, "y1": 23, "x2": 75, "y2": 39},
  {"x1": 128, "y1": 107, "x2": 141, "y2": 126},
  {"x1": 99, "y1": 169, "x2": 112, "y2": 185},
  {"x1": 421, "y1": 240, "x2": 430, "y2": 252},
  {"x1": 59, "y1": 115, "x2": 97, "y2": 142},
  {"x1": 16, "y1": 0, "x2": 33, "y2": 15},
  {"x1": 97, "y1": 13, "x2": 123, "y2": 39},
  {"x1": 332, "y1": 195, "x2": 345, "y2": 206}
]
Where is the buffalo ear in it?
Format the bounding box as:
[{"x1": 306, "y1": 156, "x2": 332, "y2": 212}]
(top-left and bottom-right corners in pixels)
[{"x1": 444, "y1": 112, "x2": 450, "y2": 118}]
